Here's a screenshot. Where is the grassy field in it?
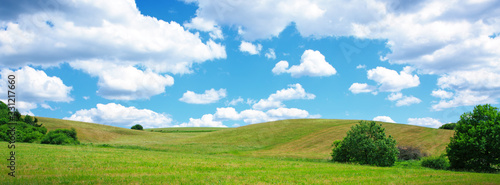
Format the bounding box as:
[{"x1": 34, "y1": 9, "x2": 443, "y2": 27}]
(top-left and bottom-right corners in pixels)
[
  {"x1": 1, "y1": 117, "x2": 498, "y2": 184},
  {"x1": 2, "y1": 142, "x2": 500, "y2": 184}
]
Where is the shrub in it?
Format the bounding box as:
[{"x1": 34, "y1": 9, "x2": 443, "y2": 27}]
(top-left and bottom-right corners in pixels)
[
  {"x1": 398, "y1": 145, "x2": 427, "y2": 160},
  {"x1": 447, "y1": 104, "x2": 500, "y2": 172},
  {"x1": 331, "y1": 121, "x2": 399, "y2": 167},
  {"x1": 41, "y1": 128, "x2": 80, "y2": 145},
  {"x1": 0, "y1": 121, "x2": 47, "y2": 143},
  {"x1": 131, "y1": 124, "x2": 143, "y2": 130},
  {"x1": 438, "y1": 123, "x2": 457, "y2": 130},
  {"x1": 421, "y1": 155, "x2": 450, "y2": 170}
]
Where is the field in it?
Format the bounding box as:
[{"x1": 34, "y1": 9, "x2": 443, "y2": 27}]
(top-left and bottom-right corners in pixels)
[{"x1": 1, "y1": 117, "x2": 499, "y2": 184}]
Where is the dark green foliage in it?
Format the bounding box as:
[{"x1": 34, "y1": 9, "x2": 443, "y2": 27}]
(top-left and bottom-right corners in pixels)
[
  {"x1": 439, "y1": 123, "x2": 457, "y2": 130},
  {"x1": 446, "y1": 104, "x2": 500, "y2": 172},
  {"x1": 24, "y1": 115, "x2": 33, "y2": 125},
  {"x1": 131, "y1": 124, "x2": 143, "y2": 130},
  {"x1": 41, "y1": 128, "x2": 80, "y2": 145},
  {"x1": 421, "y1": 155, "x2": 450, "y2": 170},
  {"x1": 331, "y1": 121, "x2": 399, "y2": 167},
  {"x1": 13, "y1": 109, "x2": 21, "y2": 121},
  {"x1": 398, "y1": 146, "x2": 427, "y2": 160},
  {"x1": 0, "y1": 101, "x2": 48, "y2": 143},
  {"x1": 0, "y1": 121, "x2": 47, "y2": 143}
]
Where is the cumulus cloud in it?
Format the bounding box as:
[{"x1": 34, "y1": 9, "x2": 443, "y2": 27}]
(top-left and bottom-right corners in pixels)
[
  {"x1": 70, "y1": 61, "x2": 174, "y2": 100},
  {"x1": 239, "y1": 41, "x2": 262, "y2": 55},
  {"x1": 387, "y1": 92, "x2": 421, "y2": 107},
  {"x1": 184, "y1": 17, "x2": 223, "y2": 39},
  {"x1": 0, "y1": 66, "x2": 72, "y2": 114},
  {"x1": 373, "y1": 116, "x2": 395, "y2": 123},
  {"x1": 252, "y1": 83, "x2": 315, "y2": 110},
  {"x1": 431, "y1": 70, "x2": 500, "y2": 110},
  {"x1": 0, "y1": 66, "x2": 73, "y2": 102},
  {"x1": 431, "y1": 89, "x2": 453, "y2": 99},
  {"x1": 225, "y1": 97, "x2": 244, "y2": 106},
  {"x1": 64, "y1": 103, "x2": 173, "y2": 128},
  {"x1": 367, "y1": 66, "x2": 420, "y2": 92},
  {"x1": 265, "y1": 48, "x2": 276, "y2": 59},
  {"x1": 349, "y1": 83, "x2": 376, "y2": 94},
  {"x1": 0, "y1": 0, "x2": 226, "y2": 74},
  {"x1": 272, "y1": 50, "x2": 336, "y2": 77},
  {"x1": 179, "y1": 88, "x2": 227, "y2": 104},
  {"x1": 356, "y1": 64, "x2": 366, "y2": 69},
  {"x1": 186, "y1": 0, "x2": 500, "y2": 111},
  {"x1": 176, "y1": 114, "x2": 226, "y2": 127},
  {"x1": 407, "y1": 117, "x2": 443, "y2": 128}
]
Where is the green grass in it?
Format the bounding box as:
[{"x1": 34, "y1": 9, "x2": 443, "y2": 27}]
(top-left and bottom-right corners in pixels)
[
  {"x1": 146, "y1": 127, "x2": 227, "y2": 133},
  {"x1": 3, "y1": 117, "x2": 495, "y2": 184},
  {"x1": 1, "y1": 142, "x2": 499, "y2": 184}
]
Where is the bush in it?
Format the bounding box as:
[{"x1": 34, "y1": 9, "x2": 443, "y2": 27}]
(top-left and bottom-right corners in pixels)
[
  {"x1": 331, "y1": 121, "x2": 399, "y2": 167},
  {"x1": 398, "y1": 146, "x2": 427, "y2": 160},
  {"x1": 439, "y1": 123, "x2": 457, "y2": 130},
  {"x1": 41, "y1": 128, "x2": 80, "y2": 145},
  {"x1": 131, "y1": 124, "x2": 143, "y2": 130},
  {"x1": 421, "y1": 155, "x2": 450, "y2": 170},
  {"x1": 447, "y1": 104, "x2": 500, "y2": 172},
  {"x1": 0, "y1": 121, "x2": 47, "y2": 143}
]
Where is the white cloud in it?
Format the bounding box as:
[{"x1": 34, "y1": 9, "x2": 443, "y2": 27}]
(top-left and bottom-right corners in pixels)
[
  {"x1": 0, "y1": 66, "x2": 72, "y2": 114},
  {"x1": 179, "y1": 88, "x2": 227, "y2": 104},
  {"x1": 214, "y1": 107, "x2": 241, "y2": 121},
  {"x1": 431, "y1": 70, "x2": 500, "y2": 110},
  {"x1": 184, "y1": 17, "x2": 223, "y2": 39},
  {"x1": 83, "y1": 96, "x2": 90, "y2": 100},
  {"x1": 0, "y1": 66, "x2": 73, "y2": 102},
  {"x1": 252, "y1": 83, "x2": 315, "y2": 110},
  {"x1": 177, "y1": 114, "x2": 226, "y2": 127},
  {"x1": 225, "y1": 97, "x2": 244, "y2": 106},
  {"x1": 367, "y1": 66, "x2": 420, "y2": 92},
  {"x1": 239, "y1": 41, "x2": 262, "y2": 55},
  {"x1": 373, "y1": 116, "x2": 395, "y2": 123},
  {"x1": 395, "y1": 96, "x2": 422, "y2": 107},
  {"x1": 272, "y1": 50, "x2": 336, "y2": 77},
  {"x1": 387, "y1": 92, "x2": 403, "y2": 101},
  {"x1": 70, "y1": 61, "x2": 174, "y2": 100},
  {"x1": 349, "y1": 83, "x2": 376, "y2": 94},
  {"x1": 386, "y1": 92, "x2": 421, "y2": 107},
  {"x1": 0, "y1": 0, "x2": 226, "y2": 74},
  {"x1": 431, "y1": 89, "x2": 453, "y2": 99},
  {"x1": 356, "y1": 64, "x2": 366, "y2": 69},
  {"x1": 407, "y1": 117, "x2": 443, "y2": 128},
  {"x1": 187, "y1": 1, "x2": 500, "y2": 109},
  {"x1": 431, "y1": 90, "x2": 497, "y2": 111},
  {"x1": 265, "y1": 48, "x2": 276, "y2": 59},
  {"x1": 64, "y1": 103, "x2": 173, "y2": 128}
]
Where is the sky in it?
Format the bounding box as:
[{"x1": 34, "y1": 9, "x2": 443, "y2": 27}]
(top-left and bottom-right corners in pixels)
[{"x1": 0, "y1": 0, "x2": 499, "y2": 128}]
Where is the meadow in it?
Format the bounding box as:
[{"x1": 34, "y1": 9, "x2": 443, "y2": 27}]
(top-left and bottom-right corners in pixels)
[{"x1": 1, "y1": 117, "x2": 499, "y2": 184}]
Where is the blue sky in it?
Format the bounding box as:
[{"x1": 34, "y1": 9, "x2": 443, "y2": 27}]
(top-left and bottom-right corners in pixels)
[{"x1": 1, "y1": 0, "x2": 499, "y2": 128}]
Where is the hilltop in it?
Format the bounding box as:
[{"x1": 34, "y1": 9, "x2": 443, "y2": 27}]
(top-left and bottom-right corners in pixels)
[{"x1": 37, "y1": 117, "x2": 453, "y2": 159}]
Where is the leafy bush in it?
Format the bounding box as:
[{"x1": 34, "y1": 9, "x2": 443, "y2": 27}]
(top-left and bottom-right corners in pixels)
[
  {"x1": 331, "y1": 121, "x2": 399, "y2": 167},
  {"x1": 398, "y1": 146, "x2": 427, "y2": 161},
  {"x1": 438, "y1": 123, "x2": 457, "y2": 130},
  {"x1": 41, "y1": 128, "x2": 80, "y2": 145},
  {"x1": 131, "y1": 124, "x2": 143, "y2": 130},
  {"x1": 447, "y1": 104, "x2": 500, "y2": 172},
  {"x1": 0, "y1": 121, "x2": 47, "y2": 143},
  {"x1": 421, "y1": 155, "x2": 450, "y2": 170}
]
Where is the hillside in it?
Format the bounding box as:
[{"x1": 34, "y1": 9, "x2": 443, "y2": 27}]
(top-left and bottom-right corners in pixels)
[{"x1": 37, "y1": 117, "x2": 454, "y2": 159}]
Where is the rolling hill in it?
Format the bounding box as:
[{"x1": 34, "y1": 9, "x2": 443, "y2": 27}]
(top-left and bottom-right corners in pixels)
[{"x1": 37, "y1": 117, "x2": 454, "y2": 159}]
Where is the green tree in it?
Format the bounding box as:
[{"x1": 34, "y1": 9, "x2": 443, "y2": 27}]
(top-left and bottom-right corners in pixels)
[
  {"x1": 24, "y1": 115, "x2": 33, "y2": 125},
  {"x1": 331, "y1": 121, "x2": 399, "y2": 167},
  {"x1": 447, "y1": 104, "x2": 500, "y2": 172},
  {"x1": 13, "y1": 109, "x2": 21, "y2": 121},
  {"x1": 41, "y1": 128, "x2": 80, "y2": 145},
  {"x1": 439, "y1": 123, "x2": 457, "y2": 130},
  {"x1": 131, "y1": 124, "x2": 143, "y2": 130}
]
